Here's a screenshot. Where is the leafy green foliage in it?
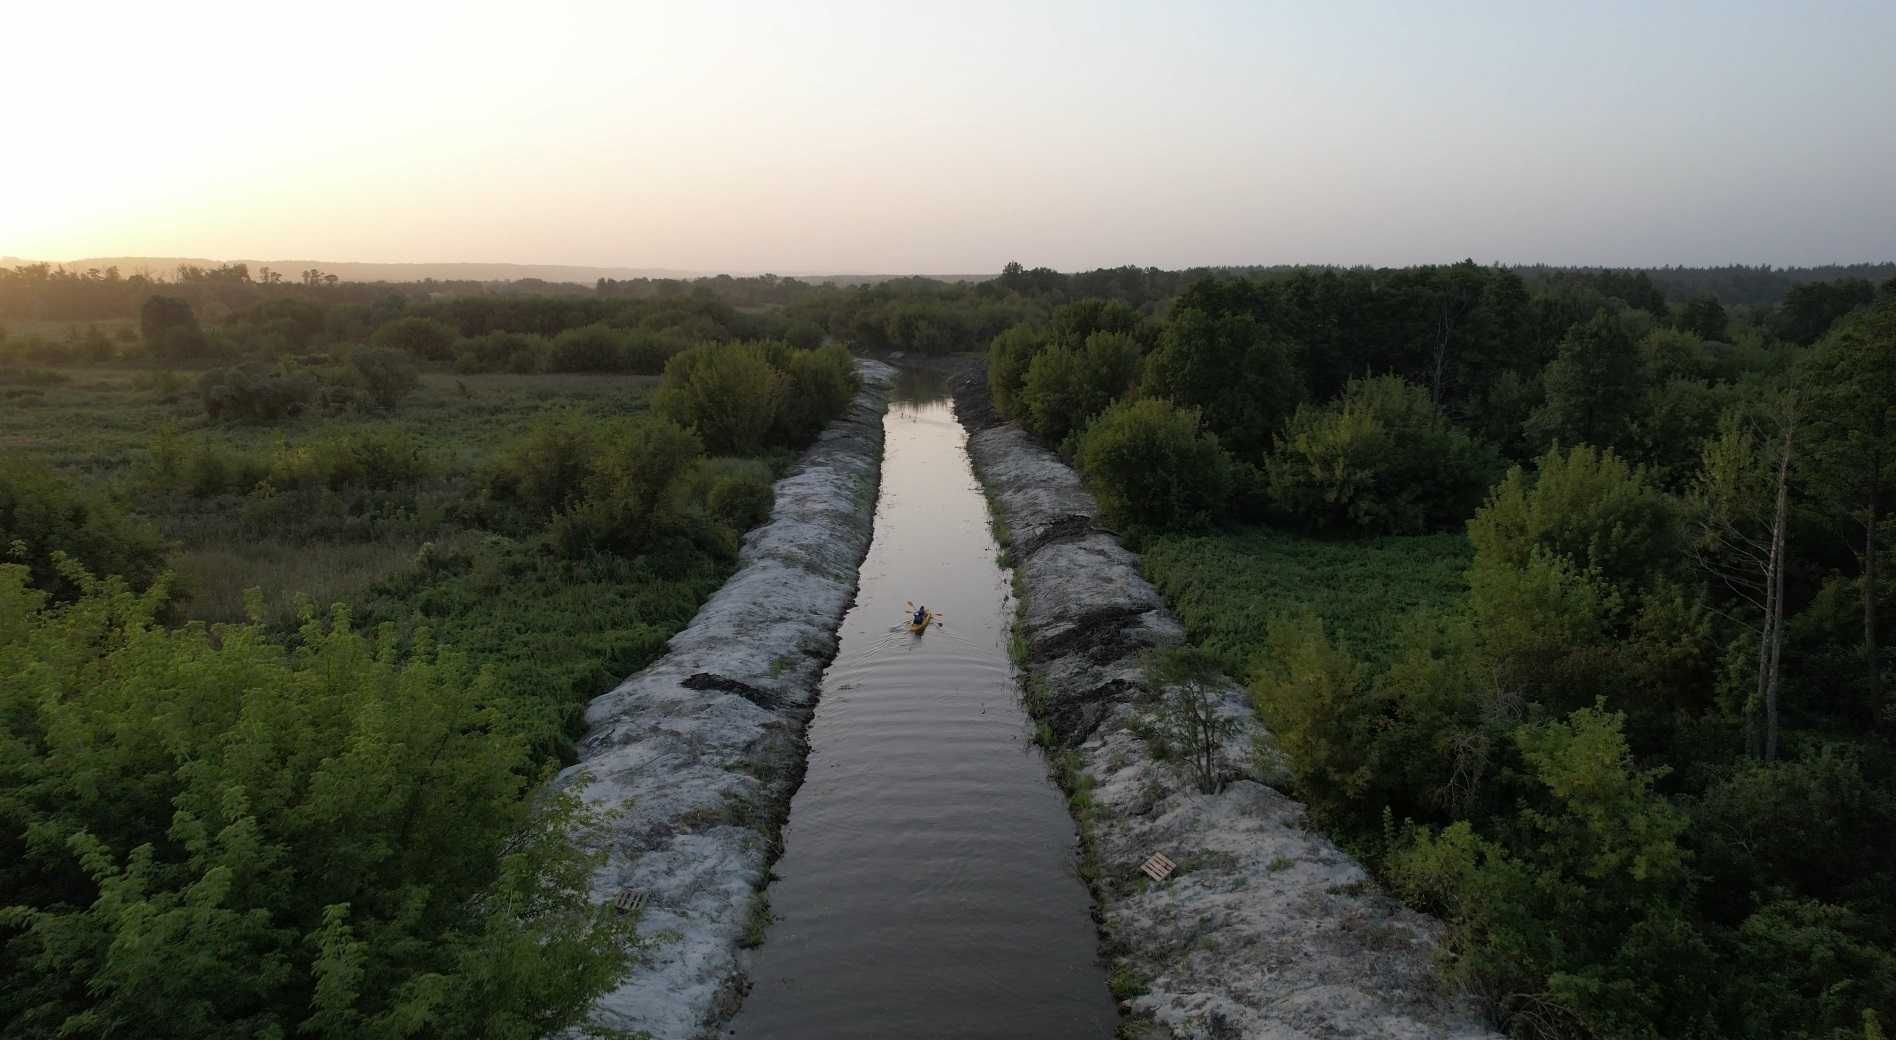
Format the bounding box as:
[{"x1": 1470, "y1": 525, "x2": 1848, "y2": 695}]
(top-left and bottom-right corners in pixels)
[
  {"x1": 1144, "y1": 647, "x2": 1238, "y2": 793},
  {"x1": 1386, "y1": 706, "x2": 1697, "y2": 1039},
  {"x1": 348, "y1": 347, "x2": 421, "y2": 410},
  {"x1": 0, "y1": 565, "x2": 638, "y2": 1039},
  {"x1": 1469, "y1": 444, "x2": 1681, "y2": 595},
  {"x1": 547, "y1": 416, "x2": 703, "y2": 558},
  {"x1": 139, "y1": 295, "x2": 209, "y2": 360},
  {"x1": 986, "y1": 323, "x2": 1048, "y2": 419},
  {"x1": 771, "y1": 343, "x2": 859, "y2": 446},
  {"x1": 1019, "y1": 331, "x2": 1141, "y2": 446},
  {"x1": 453, "y1": 331, "x2": 546, "y2": 374},
  {"x1": 1778, "y1": 278, "x2": 1876, "y2": 345},
  {"x1": 1073, "y1": 398, "x2": 1230, "y2": 535},
  {"x1": 1266, "y1": 375, "x2": 1501, "y2": 534},
  {"x1": 1139, "y1": 307, "x2": 1302, "y2": 459},
  {"x1": 1527, "y1": 312, "x2": 1648, "y2": 453},
  {"x1": 546, "y1": 323, "x2": 627, "y2": 372},
  {"x1": 655, "y1": 343, "x2": 785, "y2": 455},
  {"x1": 655, "y1": 341, "x2": 854, "y2": 457},
  {"x1": 0, "y1": 462, "x2": 170, "y2": 607},
  {"x1": 369, "y1": 316, "x2": 459, "y2": 361},
  {"x1": 1142, "y1": 527, "x2": 1472, "y2": 673},
  {"x1": 197, "y1": 365, "x2": 319, "y2": 421}
]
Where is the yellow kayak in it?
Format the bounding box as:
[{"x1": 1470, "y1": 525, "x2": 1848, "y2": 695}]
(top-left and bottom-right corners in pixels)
[{"x1": 903, "y1": 602, "x2": 937, "y2": 633}]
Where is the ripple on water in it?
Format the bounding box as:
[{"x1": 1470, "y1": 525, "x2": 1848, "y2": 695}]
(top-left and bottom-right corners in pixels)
[{"x1": 727, "y1": 390, "x2": 1115, "y2": 1040}]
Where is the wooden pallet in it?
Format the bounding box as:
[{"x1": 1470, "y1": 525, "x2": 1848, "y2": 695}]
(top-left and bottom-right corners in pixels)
[
  {"x1": 613, "y1": 889, "x2": 648, "y2": 915},
  {"x1": 1140, "y1": 852, "x2": 1176, "y2": 883}
]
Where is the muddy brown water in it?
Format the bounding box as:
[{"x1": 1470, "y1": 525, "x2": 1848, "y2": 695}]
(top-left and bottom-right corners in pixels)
[{"x1": 727, "y1": 373, "x2": 1116, "y2": 1039}]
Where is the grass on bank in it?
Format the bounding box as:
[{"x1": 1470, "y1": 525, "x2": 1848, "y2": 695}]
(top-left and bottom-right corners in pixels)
[{"x1": 1141, "y1": 526, "x2": 1472, "y2": 674}]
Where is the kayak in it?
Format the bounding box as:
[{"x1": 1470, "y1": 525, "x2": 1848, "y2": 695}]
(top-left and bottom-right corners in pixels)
[{"x1": 906, "y1": 611, "x2": 934, "y2": 633}]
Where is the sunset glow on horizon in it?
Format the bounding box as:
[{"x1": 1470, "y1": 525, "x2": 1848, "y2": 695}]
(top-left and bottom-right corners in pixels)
[{"x1": 7, "y1": 0, "x2": 1894, "y2": 272}]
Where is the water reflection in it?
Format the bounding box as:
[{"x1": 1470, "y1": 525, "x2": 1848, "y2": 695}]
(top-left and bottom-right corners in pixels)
[
  {"x1": 728, "y1": 383, "x2": 1114, "y2": 1040},
  {"x1": 888, "y1": 364, "x2": 952, "y2": 409}
]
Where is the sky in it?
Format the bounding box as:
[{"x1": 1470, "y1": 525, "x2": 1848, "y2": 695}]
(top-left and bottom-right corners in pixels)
[{"x1": 6, "y1": 0, "x2": 1894, "y2": 273}]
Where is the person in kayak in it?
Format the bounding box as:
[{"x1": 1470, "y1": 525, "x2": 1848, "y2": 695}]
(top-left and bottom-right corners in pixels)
[{"x1": 912, "y1": 604, "x2": 928, "y2": 627}]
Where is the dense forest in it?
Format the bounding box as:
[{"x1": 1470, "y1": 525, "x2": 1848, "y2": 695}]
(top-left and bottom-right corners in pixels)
[
  {"x1": 982, "y1": 264, "x2": 1896, "y2": 1039},
  {"x1": 4, "y1": 257, "x2": 1895, "y2": 1038}
]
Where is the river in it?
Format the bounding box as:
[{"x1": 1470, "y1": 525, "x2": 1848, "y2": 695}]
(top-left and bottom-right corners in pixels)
[{"x1": 726, "y1": 369, "x2": 1116, "y2": 1039}]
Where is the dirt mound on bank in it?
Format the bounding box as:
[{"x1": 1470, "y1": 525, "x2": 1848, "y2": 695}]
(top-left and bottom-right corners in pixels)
[
  {"x1": 963, "y1": 406, "x2": 1500, "y2": 1040},
  {"x1": 554, "y1": 361, "x2": 895, "y2": 1039}
]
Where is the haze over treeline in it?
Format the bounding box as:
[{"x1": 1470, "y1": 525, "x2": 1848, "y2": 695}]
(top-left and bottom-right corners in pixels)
[{"x1": 8, "y1": 1, "x2": 1894, "y2": 271}]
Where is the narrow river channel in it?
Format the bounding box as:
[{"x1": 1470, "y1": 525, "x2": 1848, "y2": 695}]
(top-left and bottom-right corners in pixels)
[{"x1": 728, "y1": 370, "x2": 1116, "y2": 1039}]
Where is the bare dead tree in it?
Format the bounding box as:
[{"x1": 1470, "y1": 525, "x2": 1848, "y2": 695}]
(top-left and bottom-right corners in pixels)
[{"x1": 1691, "y1": 393, "x2": 1799, "y2": 760}]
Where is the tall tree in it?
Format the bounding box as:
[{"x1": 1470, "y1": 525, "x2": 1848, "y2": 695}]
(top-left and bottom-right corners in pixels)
[
  {"x1": 1527, "y1": 312, "x2": 1646, "y2": 452},
  {"x1": 1797, "y1": 300, "x2": 1896, "y2": 711},
  {"x1": 1679, "y1": 294, "x2": 1729, "y2": 340},
  {"x1": 1140, "y1": 307, "x2": 1301, "y2": 460}
]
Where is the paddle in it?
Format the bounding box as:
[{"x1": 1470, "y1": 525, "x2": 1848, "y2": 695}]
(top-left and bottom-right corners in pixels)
[{"x1": 901, "y1": 601, "x2": 944, "y2": 626}]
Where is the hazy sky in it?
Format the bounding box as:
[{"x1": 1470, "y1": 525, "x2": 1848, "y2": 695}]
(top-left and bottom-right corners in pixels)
[{"x1": 8, "y1": 0, "x2": 1894, "y2": 272}]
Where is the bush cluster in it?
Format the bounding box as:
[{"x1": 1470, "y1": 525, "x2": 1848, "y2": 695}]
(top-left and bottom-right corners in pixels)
[
  {"x1": 655, "y1": 341, "x2": 857, "y2": 455},
  {"x1": 490, "y1": 411, "x2": 778, "y2": 562},
  {"x1": 0, "y1": 461, "x2": 171, "y2": 607},
  {"x1": 1266, "y1": 375, "x2": 1501, "y2": 535}
]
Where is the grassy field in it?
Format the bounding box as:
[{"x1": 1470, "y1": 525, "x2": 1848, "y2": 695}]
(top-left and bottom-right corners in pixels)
[
  {"x1": 4, "y1": 366, "x2": 660, "y2": 625},
  {"x1": 1142, "y1": 526, "x2": 1473, "y2": 674},
  {"x1": 1, "y1": 368, "x2": 656, "y2": 475}
]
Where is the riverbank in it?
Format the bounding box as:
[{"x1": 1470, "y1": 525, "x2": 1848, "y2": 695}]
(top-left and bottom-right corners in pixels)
[
  {"x1": 728, "y1": 384, "x2": 1115, "y2": 1038},
  {"x1": 554, "y1": 359, "x2": 895, "y2": 1040},
  {"x1": 953, "y1": 368, "x2": 1499, "y2": 1039}
]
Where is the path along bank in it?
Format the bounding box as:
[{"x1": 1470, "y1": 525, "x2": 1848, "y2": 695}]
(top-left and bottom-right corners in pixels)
[
  {"x1": 553, "y1": 360, "x2": 894, "y2": 1039},
  {"x1": 954, "y1": 369, "x2": 1501, "y2": 1040}
]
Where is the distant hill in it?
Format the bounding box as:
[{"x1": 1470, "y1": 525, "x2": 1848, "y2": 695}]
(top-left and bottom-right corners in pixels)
[
  {"x1": 1, "y1": 257, "x2": 703, "y2": 285},
  {"x1": 0, "y1": 257, "x2": 993, "y2": 286}
]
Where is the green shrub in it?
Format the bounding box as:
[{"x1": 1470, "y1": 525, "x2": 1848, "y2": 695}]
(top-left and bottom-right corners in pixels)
[
  {"x1": 141, "y1": 295, "x2": 209, "y2": 359},
  {"x1": 149, "y1": 438, "x2": 272, "y2": 498},
  {"x1": 0, "y1": 567, "x2": 637, "y2": 1038},
  {"x1": 348, "y1": 346, "x2": 421, "y2": 409},
  {"x1": 0, "y1": 461, "x2": 170, "y2": 605},
  {"x1": 1146, "y1": 646, "x2": 1238, "y2": 794},
  {"x1": 655, "y1": 343, "x2": 785, "y2": 455},
  {"x1": 592, "y1": 417, "x2": 704, "y2": 521},
  {"x1": 772, "y1": 343, "x2": 859, "y2": 446},
  {"x1": 546, "y1": 323, "x2": 627, "y2": 372},
  {"x1": 370, "y1": 315, "x2": 458, "y2": 361},
  {"x1": 783, "y1": 318, "x2": 824, "y2": 349},
  {"x1": 1386, "y1": 705, "x2": 1695, "y2": 1039},
  {"x1": 1019, "y1": 331, "x2": 1141, "y2": 445},
  {"x1": 707, "y1": 469, "x2": 774, "y2": 531},
  {"x1": 454, "y1": 331, "x2": 545, "y2": 374},
  {"x1": 198, "y1": 365, "x2": 320, "y2": 422},
  {"x1": 987, "y1": 324, "x2": 1050, "y2": 419},
  {"x1": 677, "y1": 457, "x2": 776, "y2": 533},
  {"x1": 1248, "y1": 616, "x2": 1380, "y2": 813},
  {"x1": 493, "y1": 411, "x2": 601, "y2": 517},
  {"x1": 1073, "y1": 397, "x2": 1231, "y2": 534},
  {"x1": 1469, "y1": 443, "x2": 1681, "y2": 595},
  {"x1": 1266, "y1": 375, "x2": 1501, "y2": 534},
  {"x1": 306, "y1": 428, "x2": 430, "y2": 492},
  {"x1": 1467, "y1": 546, "x2": 1619, "y2": 711},
  {"x1": 621, "y1": 329, "x2": 688, "y2": 374}
]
